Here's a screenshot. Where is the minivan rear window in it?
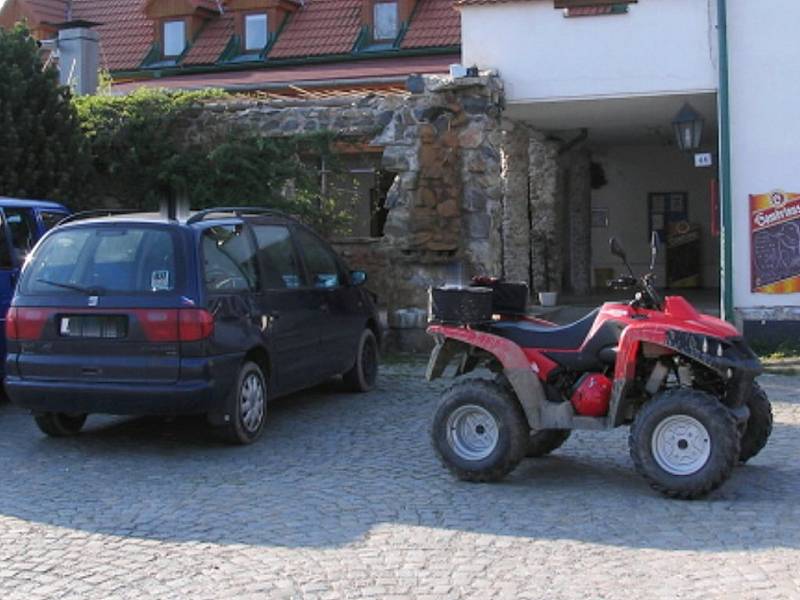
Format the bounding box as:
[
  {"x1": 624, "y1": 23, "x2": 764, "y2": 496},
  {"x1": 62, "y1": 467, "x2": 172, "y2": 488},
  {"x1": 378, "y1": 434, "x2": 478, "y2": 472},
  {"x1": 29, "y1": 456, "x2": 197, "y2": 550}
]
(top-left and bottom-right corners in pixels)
[{"x1": 21, "y1": 226, "x2": 180, "y2": 295}]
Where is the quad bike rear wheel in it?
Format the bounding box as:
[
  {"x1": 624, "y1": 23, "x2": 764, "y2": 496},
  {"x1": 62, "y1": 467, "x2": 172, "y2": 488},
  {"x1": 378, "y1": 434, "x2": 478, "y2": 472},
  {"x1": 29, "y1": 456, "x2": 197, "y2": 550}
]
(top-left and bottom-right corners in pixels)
[
  {"x1": 526, "y1": 429, "x2": 571, "y2": 458},
  {"x1": 431, "y1": 378, "x2": 529, "y2": 482},
  {"x1": 629, "y1": 388, "x2": 740, "y2": 499},
  {"x1": 738, "y1": 382, "x2": 773, "y2": 463}
]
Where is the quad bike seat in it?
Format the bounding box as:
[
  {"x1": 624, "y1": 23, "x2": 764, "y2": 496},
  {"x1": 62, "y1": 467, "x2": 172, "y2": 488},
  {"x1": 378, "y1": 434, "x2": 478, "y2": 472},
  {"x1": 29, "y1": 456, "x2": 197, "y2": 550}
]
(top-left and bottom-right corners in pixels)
[{"x1": 490, "y1": 308, "x2": 600, "y2": 350}]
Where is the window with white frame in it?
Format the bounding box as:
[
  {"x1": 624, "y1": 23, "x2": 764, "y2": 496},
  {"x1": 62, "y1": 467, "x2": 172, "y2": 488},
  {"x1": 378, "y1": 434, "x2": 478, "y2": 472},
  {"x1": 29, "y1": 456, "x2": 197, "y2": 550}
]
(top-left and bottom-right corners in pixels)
[
  {"x1": 163, "y1": 20, "x2": 186, "y2": 57},
  {"x1": 373, "y1": 1, "x2": 399, "y2": 41},
  {"x1": 244, "y1": 13, "x2": 268, "y2": 51}
]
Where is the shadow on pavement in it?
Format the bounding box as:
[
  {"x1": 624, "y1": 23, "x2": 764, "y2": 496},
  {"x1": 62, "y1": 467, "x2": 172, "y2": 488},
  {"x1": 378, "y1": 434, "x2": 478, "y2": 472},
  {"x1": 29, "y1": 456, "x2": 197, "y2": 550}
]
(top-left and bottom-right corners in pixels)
[{"x1": 0, "y1": 369, "x2": 797, "y2": 553}]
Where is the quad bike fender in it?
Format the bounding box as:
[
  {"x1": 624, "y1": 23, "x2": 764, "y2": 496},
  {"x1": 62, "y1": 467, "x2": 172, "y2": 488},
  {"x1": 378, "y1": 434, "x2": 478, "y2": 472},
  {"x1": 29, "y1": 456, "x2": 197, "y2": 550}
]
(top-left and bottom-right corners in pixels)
[
  {"x1": 607, "y1": 323, "x2": 761, "y2": 426},
  {"x1": 427, "y1": 325, "x2": 547, "y2": 429}
]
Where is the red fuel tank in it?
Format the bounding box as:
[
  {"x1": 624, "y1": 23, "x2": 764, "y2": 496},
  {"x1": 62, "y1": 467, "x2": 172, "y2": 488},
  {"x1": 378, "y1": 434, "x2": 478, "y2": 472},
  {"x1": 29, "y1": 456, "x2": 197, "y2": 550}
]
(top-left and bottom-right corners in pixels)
[{"x1": 570, "y1": 373, "x2": 613, "y2": 417}]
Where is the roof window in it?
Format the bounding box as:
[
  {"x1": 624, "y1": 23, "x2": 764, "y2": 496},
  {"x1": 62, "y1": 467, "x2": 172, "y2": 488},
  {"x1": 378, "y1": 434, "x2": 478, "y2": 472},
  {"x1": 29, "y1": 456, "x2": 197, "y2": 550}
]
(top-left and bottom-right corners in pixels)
[
  {"x1": 163, "y1": 19, "x2": 186, "y2": 57},
  {"x1": 244, "y1": 13, "x2": 268, "y2": 51},
  {"x1": 373, "y1": 1, "x2": 399, "y2": 41}
]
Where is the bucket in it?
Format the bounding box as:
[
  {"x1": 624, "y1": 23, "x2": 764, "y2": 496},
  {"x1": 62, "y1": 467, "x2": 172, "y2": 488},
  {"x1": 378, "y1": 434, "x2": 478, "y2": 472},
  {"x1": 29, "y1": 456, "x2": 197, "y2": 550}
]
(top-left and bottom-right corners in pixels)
[{"x1": 538, "y1": 291, "x2": 558, "y2": 307}]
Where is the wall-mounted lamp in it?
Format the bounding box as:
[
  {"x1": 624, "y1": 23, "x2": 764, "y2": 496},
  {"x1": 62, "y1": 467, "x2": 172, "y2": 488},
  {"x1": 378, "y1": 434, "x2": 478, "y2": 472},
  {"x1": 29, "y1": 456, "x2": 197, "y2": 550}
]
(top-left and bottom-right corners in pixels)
[{"x1": 672, "y1": 103, "x2": 705, "y2": 152}]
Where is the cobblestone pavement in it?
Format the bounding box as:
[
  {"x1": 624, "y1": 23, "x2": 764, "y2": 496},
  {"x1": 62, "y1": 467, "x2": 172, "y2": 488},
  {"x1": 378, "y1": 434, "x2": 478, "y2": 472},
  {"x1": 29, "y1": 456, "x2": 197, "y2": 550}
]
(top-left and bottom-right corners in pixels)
[{"x1": 0, "y1": 362, "x2": 798, "y2": 600}]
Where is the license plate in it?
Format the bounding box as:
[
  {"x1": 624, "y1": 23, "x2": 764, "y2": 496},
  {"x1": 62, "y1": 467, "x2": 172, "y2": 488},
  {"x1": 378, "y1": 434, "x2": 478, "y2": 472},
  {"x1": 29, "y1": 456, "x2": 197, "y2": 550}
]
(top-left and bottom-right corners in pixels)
[{"x1": 60, "y1": 315, "x2": 128, "y2": 339}]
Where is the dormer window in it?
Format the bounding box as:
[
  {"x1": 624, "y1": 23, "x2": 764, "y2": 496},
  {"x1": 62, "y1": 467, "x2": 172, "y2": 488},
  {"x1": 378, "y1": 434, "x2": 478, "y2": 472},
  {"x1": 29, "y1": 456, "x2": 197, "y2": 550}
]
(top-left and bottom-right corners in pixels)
[
  {"x1": 373, "y1": 1, "x2": 399, "y2": 41},
  {"x1": 244, "y1": 13, "x2": 268, "y2": 51},
  {"x1": 163, "y1": 19, "x2": 186, "y2": 57}
]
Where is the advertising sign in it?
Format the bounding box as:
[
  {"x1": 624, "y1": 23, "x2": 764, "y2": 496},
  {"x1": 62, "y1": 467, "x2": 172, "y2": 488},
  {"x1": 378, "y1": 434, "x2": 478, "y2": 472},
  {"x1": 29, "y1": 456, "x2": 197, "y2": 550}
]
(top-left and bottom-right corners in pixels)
[{"x1": 751, "y1": 190, "x2": 800, "y2": 293}]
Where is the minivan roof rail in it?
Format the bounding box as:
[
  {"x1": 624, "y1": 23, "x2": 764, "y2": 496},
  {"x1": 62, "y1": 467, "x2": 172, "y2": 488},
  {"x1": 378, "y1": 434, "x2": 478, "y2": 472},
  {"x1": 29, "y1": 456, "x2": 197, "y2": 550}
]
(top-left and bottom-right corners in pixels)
[
  {"x1": 185, "y1": 206, "x2": 298, "y2": 225},
  {"x1": 57, "y1": 209, "x2": 141, "y2": 226}
]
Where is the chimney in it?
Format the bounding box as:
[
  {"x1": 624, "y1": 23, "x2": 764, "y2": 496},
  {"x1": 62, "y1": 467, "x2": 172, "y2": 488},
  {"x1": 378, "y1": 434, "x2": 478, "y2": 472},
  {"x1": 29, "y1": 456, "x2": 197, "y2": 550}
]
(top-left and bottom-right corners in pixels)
[{"x1": 57, "y1": 20, "x2": 100, "y2": 95}]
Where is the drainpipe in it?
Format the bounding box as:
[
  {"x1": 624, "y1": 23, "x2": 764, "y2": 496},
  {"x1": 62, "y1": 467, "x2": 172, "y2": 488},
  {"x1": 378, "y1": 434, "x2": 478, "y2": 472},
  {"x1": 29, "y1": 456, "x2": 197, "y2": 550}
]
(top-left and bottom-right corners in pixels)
[{"x1": 717, "y1": 0, "x2": 734, "y2": 323}]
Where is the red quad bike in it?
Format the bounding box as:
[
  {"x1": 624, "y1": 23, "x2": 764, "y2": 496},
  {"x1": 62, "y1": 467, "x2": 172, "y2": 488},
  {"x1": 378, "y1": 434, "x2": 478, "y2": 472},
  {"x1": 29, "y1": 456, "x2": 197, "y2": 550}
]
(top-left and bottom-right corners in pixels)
[{"x1": 426, "y1": 235, "x2": 773, "y2": 499}]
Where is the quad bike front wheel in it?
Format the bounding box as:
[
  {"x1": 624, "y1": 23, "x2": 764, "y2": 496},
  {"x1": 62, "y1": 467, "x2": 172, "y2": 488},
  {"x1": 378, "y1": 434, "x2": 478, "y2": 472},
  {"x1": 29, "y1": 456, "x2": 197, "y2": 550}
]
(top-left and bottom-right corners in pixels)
[
  {"x1": 629, "y1": 388, "x2": 740, "y2": 499},
  {"x1": 738, "y1": 382, "x2": 773, "y2": 463},
  {"x1": 431, "y1": 379, "x2": 529, "y2": 482}
]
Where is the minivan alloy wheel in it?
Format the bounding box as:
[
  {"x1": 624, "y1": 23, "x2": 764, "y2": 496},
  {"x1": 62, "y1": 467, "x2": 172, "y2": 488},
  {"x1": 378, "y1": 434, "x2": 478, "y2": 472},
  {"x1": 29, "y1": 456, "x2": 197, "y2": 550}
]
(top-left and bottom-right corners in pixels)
[{"x1": 239, "y1": 372, "x2": 265, "y2": 433}]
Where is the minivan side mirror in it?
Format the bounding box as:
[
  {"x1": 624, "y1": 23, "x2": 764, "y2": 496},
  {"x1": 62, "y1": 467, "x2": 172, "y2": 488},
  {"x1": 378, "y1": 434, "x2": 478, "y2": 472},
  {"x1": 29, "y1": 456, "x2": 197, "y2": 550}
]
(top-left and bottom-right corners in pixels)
[{"x1": 350, "y1": 270, "x2": 367, "y2": 286}]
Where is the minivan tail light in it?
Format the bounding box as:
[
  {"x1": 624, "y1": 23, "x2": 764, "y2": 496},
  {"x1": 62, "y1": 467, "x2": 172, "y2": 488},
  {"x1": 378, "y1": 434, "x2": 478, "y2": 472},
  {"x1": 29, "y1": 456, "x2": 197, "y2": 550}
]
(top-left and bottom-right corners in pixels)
[
  {"x1": 6, "y1": 307, "x2": 50, "y2": 341},
  {"x1": 135, "y1": 309, "x2": 213, "y2": 342},
  {"x1": 136, "y1": 309, "x2": 179, "y2": 342},
  {"x1": 178, "y1": 309, "x2": 214, "y2": 342}
]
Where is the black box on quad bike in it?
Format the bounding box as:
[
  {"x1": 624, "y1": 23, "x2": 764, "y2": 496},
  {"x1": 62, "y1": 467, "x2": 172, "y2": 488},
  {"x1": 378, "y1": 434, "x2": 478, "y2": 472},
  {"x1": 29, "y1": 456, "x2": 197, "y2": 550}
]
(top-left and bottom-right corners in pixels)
[
  {"x1": 429, "y1": 286, "x2": 494, "y2": 325},
  {"x1": 471, "y1": 277, "x2": 529, "y2": 315}
]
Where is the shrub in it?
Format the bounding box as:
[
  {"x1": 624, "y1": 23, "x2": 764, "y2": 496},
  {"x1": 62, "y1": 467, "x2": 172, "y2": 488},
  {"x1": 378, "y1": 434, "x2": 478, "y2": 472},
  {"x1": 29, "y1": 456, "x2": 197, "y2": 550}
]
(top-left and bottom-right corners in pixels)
[
  {"x1": 74, "y1": 88, "x2": 350, "y2": 234},
  {"x1": 0, "y1": 24, "x2": 89, "y2": 203}
]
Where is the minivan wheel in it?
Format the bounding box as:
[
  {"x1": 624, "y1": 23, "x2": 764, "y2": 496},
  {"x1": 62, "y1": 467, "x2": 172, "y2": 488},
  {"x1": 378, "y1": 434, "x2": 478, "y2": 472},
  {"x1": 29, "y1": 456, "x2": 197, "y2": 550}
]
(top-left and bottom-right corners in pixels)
[
  {"x1": 343, "y1": 329, "x2": 379, "y2": 392},
  {"x1": 34, "y1": 412, "x2": 88, "y2": 437},
  {"x1": 215, "y1": 361, "x2": 267, "y2": 445}
]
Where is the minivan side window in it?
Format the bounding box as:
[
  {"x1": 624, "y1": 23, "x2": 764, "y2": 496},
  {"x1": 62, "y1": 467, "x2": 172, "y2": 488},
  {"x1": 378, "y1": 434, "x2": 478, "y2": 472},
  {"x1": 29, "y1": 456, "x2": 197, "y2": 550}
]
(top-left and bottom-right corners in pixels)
[
  {"x1": 201, "y1": 225, "x2": 259, "y2": 292},
  {"x1": 252, "y1": 225, "x2": 304, "y2": 289},
  {"x1": 4, "y1": 208, "x2": 36, "y2": 264},
  {"x1": 294, "y1": 228, "x2": 341, "y2": 289}
]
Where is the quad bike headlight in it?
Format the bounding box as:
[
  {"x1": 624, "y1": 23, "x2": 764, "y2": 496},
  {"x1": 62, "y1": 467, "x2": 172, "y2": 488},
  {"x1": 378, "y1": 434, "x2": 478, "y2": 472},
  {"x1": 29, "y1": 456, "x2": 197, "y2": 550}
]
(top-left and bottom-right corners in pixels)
[{"x1": 702, "y1": 337, "x2": 709, "y2": 354}]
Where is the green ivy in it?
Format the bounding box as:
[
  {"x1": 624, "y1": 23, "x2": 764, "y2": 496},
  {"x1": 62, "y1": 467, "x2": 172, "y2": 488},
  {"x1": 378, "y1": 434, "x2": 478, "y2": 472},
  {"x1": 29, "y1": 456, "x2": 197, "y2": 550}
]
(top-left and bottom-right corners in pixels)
[{"x1": 73, "y1": 88, "x2": 350, "y2": 234}]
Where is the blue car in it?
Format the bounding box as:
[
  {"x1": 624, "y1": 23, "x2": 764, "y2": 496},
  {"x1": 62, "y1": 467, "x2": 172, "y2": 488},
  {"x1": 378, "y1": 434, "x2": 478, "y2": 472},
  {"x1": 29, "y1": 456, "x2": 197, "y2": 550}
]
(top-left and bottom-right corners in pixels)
[
  {"x1": 4, "y1": 207, "x2": 380, "y2": 444},
  {"x1": 0, "y1": 198, "x2": 70, "y2": 375}
]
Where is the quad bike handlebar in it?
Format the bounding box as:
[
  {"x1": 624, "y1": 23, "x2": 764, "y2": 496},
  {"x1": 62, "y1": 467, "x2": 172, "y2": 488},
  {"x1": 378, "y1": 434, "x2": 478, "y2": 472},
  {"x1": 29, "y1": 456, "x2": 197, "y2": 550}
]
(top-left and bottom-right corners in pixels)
[
  {"x1": 607, "y1": 272, "x2": 663, "y2": 310},
  {"x1": 607, "y1": 233, "x2": 665, "y2": 311}
]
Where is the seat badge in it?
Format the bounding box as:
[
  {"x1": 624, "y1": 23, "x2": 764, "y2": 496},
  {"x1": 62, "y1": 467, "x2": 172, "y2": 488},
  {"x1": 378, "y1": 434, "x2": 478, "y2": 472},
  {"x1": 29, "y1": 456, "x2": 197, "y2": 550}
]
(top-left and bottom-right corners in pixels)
[{"x1": 88, "y1": 296, "x2": 99, "y2": 307}]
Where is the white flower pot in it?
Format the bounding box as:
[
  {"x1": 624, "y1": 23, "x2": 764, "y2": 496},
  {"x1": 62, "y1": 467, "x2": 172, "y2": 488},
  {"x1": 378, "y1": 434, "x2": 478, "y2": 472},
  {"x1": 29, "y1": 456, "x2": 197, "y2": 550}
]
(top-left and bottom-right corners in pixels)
[{"x1": 538, "y1": 291, "x2": 558, "y2": 307}]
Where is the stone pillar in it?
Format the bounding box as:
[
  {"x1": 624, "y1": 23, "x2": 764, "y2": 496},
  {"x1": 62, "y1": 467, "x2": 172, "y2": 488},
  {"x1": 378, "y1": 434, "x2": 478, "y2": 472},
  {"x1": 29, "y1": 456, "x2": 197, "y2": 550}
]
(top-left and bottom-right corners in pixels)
[
  {"x1": 566, "y1": 149, "x2": 592, "y2": 294},
  {"x1": 528, "y1": 135, "x2": 561, "y2": 293},
  {"x1": 500, "y1": 121, "x2": 531, "y2": 286}
]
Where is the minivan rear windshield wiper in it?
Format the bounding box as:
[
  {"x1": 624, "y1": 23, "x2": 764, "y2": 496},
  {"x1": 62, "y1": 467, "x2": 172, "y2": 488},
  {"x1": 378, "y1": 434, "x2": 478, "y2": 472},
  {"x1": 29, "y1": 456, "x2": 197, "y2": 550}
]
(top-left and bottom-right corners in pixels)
[{"x1": 36, "y1": 278, "x2": 105, "y2": 295}]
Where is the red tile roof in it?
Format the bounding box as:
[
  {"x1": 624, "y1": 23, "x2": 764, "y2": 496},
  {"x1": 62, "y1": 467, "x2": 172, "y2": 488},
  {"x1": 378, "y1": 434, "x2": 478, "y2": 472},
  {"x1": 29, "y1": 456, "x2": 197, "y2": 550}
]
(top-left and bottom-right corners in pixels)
[
  {"x1": 25, "y1": 0, "x2": 69, "y2": 23},
  {"x1": 183, "y1": 11, "x2": 234, "y2": 65},
  {"x1": 72, "y1": 0, "x2": 153, "y2": 71},
  {"x1": 269, "y1": 0, "x2": 363, "y2": 59},
  {"x1": 4, "y1": 0, "x2": 461, "y2": 73},
  {"x1": 402, "y1": 0, "x2": 460, "y2": 48}
]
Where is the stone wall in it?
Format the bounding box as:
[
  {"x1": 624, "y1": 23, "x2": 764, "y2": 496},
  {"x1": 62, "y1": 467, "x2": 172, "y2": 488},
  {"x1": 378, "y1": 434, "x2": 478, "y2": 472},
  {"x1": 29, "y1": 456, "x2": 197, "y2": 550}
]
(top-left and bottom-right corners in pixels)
[{"x1": 184, "y1": 75, "x2": 505, "y2": 319}]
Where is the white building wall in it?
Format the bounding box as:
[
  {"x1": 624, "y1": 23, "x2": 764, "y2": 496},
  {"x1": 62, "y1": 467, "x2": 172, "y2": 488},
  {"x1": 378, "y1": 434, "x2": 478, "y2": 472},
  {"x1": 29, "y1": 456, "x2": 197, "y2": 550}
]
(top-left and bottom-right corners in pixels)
[
  {"x1": 727, "y1": 0, "x2": 800, "y2": 313},
  {"x1": 461, "y1": 0, "x2": 718, "y2": 104},
  {"x1": 590, "y1": 144, "x2": 720, "y2": 287}
]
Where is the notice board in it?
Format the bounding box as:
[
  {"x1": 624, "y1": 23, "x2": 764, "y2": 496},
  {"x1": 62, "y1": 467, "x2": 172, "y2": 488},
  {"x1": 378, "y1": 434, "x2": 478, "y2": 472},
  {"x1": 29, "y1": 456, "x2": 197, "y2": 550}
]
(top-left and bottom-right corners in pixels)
[{"x1": 750, "y1": 190, "x2": 800, "y2": 293}]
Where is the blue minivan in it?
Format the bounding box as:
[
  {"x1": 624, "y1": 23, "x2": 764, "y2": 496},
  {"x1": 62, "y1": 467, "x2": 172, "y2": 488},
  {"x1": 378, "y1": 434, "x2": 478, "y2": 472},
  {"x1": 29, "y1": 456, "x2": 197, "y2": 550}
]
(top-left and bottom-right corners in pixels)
[{"x1": 0, "y1": 198, "x2": 70, "y2": 374}]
